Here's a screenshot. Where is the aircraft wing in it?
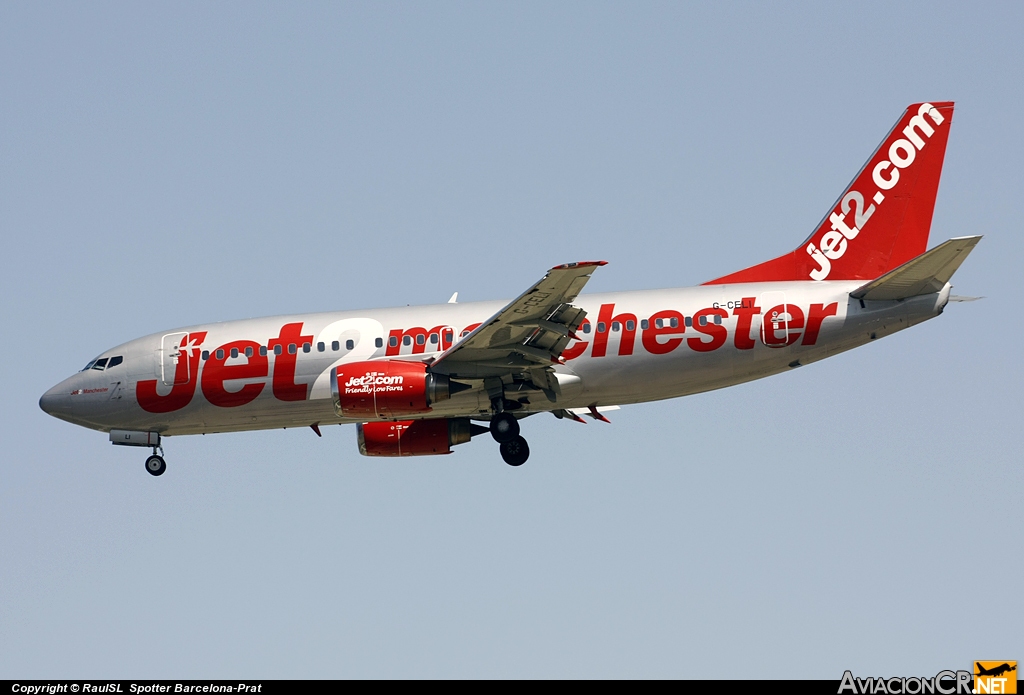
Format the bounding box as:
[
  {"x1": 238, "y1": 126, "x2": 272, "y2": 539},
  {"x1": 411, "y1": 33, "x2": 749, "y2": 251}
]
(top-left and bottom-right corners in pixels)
[{"x1": 428, "y1": 261, "x2": 605, "y2": 380}]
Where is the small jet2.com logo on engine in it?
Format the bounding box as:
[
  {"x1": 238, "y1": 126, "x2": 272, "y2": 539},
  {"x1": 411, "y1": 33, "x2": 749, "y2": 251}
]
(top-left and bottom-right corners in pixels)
[{"x1": 838, "y1": 662, "x2": 1016, "y2": 695}]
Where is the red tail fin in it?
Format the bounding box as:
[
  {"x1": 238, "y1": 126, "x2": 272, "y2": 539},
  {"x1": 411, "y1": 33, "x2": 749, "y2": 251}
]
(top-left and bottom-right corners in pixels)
[{"x1": 705, "y1": 102, "x2": 954, "y2": 284}]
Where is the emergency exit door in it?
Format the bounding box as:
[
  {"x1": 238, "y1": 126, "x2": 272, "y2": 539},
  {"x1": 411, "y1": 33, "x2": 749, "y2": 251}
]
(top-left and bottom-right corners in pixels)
[
  {"x1": 759, "y1": 291, "x2": 792, "y2": 347},
  {"x1": 160, "y1": 332, "x2": 190, "y2": 386}
]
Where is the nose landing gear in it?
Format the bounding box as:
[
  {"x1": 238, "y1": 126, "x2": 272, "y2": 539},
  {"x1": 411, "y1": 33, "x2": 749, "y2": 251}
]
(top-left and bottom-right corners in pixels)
[{"x1": 145, "y1": 446, "x2": 166, "y2": 476}]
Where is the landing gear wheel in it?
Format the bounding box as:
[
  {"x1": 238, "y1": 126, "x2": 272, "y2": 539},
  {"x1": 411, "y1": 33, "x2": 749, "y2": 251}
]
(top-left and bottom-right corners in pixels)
[
  {"x1": 490, "y1": 412, "x2": 520, "y2": 443},
  {"x1": 499, "y1": 435, "x2": 530, "y2": 467},
  {"x1": 145, "y1": 455, "x2": 166, "y2": 477}
]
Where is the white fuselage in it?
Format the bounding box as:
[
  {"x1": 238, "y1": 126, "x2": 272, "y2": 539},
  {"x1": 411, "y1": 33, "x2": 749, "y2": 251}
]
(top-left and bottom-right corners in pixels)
[{"x1": 40, "y1": 280, "x2": 950, "y2": 437}]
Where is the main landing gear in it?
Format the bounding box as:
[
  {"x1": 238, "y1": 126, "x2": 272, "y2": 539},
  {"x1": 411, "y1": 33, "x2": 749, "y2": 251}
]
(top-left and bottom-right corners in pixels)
[
  {"x1": 490, "y1": 410, "x2": 529, "y2": 466},
  {"x1": 499, "y1": 435, "x2": 530, "y2": 466},
  {"x1": 145, "y1": 446, "x2": 166, "y2": 477}
]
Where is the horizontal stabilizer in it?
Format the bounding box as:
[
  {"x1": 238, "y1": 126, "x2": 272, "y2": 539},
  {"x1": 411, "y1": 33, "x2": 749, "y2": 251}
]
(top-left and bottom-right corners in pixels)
[{"x1": 851, "y1": 236, "x2": 981, "y2": 301}]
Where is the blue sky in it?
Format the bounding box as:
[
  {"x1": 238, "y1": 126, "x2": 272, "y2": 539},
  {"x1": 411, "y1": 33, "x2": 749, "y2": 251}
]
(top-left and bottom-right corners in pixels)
[{"x1": 1, "y1": 1, "x2": 1021, "y2": 678}]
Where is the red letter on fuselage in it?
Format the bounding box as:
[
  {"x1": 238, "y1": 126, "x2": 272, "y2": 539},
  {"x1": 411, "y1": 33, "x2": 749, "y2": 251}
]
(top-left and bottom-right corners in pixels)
[
  {"x1": 137, "y1": 332, "x2": 208, "y2": 413},
  {"x1": 561, "y1": 319, "x2": 590, "y2": 360},
  {"x1": 732, "y1": 298, "x2": 761, "y2": 349},
  {"x1": 201, "y1": 340, "x2": 268, "y2": 407},
  {"x1": 641, "y1": 311, "x2": 686, "y2": 355},
  {"x1": 687, "y1": 308, "x2": 730, "y2": 352},
  {"x1": 386, "y1": 327, "x2": 428, "y2": 356},
  {"x1": 385, "y1": 325, "x2": 456, "y2": 357},
  {"x1": 801, "y1": 302, "x2": 838, "y2": 345},
  {"x1": 591, "y1": 304, "x2": 638, "y2": 357},
  {"x1": 268, "y1": 323, "x2": 313, "y2": 402}
]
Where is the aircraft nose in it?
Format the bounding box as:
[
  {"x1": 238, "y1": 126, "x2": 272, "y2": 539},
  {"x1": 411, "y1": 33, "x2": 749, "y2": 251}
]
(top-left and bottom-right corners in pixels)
[{"x1": 39, "y1": 381, "x2": 73, "y2": 416}]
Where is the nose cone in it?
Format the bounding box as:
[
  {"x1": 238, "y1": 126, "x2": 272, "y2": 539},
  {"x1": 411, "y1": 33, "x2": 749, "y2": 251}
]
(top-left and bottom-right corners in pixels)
[{"x1": 39, "y1": 381, "x2": 73, "y2": 416}]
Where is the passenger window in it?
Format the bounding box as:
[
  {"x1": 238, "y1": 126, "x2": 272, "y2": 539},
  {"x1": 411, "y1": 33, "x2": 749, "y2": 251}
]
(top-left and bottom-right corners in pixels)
[
  {"x1": 582, "y1": 323, "x2": 591, "y2": 334},
  {"x1": 92, "y1": 357, "x2": 108, "y2": 370},
  {"x1": 461, "y1": 330, "x2": 470, "y2": 337},
  {"x1": 685, "y1": 316, "x2": 693, "y2": 328},
  {"x1": 107, "y1": 355, "x2": 123, "y2": 368},
  {"x1": 375, "y1": 337, "x2": 383, "y2": 348},
  {"x1": 202, "y1": 351, "x2": 210, "y2": 361},
  {"x1": 416, "y1": 334, "x2": 425, "y2": 345},
  {"x1": 260, "y1": 346, "x2": 267, "y2": 356},
  {"x1": 698, "y1": 316, "x2": 707, "y2": 326},
  {"x1": 597, "y1": 322, "x2": 607, "y2": 333},
  {"x1": 288, "y1": 344, "x2": 297, "y2": 354},
  {"x1": 430, "y1": 334, "x2": 438, "y2": 344},
  {"x1": 612, "y1": 322, "x2": 620, "y2": 332},
  {"x1": 670, "y1": 317, "x2": 678, "y2": 328},
  {"x1": 403, "y1": 336, "x2": 411, "y2": 346},
  {"x1": 332, "y1": 341, "x2": 340, "y2": 351},
  {"x1": 302, "y1": 342, "x2": 311, "y2": 353},
  {"x1": 390, "y1": 336, "x2": 398, "y2": 347},
  {"x1": 245, "y1": 346, "x2": 253, "y2": 357},
  {"x1": 216, "y1": 349, "x2": 225, "y2": 360},
  {"x1": 655, "y1": 318, "x2": 664, "y2": 329},
  {"x1": 229, "y1": 348, "x2": 238, "y2": 358},
  {"x1": 640, "y1": 319, "x2": 649, "y2": 330},
  {"x1": 274, "y1": 345, "x2": 283, "y2": 355},
  {"x1": 346, "y1": 339, "x2": 355, "y2": 350},
  {"x1": 443, "y1": 330, "x2": 453, "y2": 343},
  {"x1": 317, "y1": 342, "x2": 325, "y2": 352},
  {"x1": 714, "y1": 314, "x2": 722, "y2": 325},
  {"x1": 626, "y1": 320, "x2": 635, "y2": 331}
]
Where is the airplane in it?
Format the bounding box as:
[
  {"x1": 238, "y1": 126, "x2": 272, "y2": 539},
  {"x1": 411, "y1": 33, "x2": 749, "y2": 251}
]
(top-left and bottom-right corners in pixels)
[
  {"x1": 40, "y1": 101, "x2": 981, "y2": 476},
  {"x1": 975, "y1": 663, "x2": 1016, "y2": 678}
]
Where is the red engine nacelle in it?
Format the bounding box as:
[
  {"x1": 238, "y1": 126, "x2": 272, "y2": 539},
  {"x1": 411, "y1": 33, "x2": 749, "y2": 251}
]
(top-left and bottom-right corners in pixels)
[
  {"x1": 357, "y1": 418, "x2": 486, "y2": 457},
  {"x1": 332, "y1": 360, "x2": 461, "y2": 419}
]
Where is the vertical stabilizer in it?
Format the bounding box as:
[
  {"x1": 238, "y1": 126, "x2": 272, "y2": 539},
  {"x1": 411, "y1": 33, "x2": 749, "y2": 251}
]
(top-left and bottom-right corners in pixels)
[{"x1": 706, "y1": 102, "x2": 954, "y2": 284}]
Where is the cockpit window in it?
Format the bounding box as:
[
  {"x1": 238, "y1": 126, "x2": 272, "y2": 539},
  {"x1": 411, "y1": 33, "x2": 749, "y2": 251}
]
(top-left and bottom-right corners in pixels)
[
  {"x1": 91, "y1": 357, "x2": 109, "y2": 371},
  {"x1": 107, "y1": 355, "x2": 123, "y2": 368}
]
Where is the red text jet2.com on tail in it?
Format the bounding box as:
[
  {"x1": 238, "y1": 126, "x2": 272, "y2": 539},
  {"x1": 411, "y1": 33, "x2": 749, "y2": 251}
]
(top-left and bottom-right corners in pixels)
[{"x1": 41, "y1": 102, "x2": 981, "y2": 475}]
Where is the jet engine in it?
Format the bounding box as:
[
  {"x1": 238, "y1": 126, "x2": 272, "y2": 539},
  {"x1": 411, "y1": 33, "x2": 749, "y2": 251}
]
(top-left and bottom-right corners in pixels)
[
  {"x1": 332, "y1": 360, "x2": 469, "y2": 419},
  {"x1": 357, "y1": 418, "x2": 488, "y2": 457}
]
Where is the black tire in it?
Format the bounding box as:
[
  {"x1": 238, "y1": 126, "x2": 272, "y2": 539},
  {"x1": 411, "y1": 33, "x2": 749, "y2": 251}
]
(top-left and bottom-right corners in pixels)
[
  {"x1": 145, "y1": 455, "x2": 166, "y2": 477},
  {"x1": 499, "y1": 435, "x2": 530, "y2": 467},
  {"x1": 489, "y1": 412, "x2": 520, "y2": 443}
]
